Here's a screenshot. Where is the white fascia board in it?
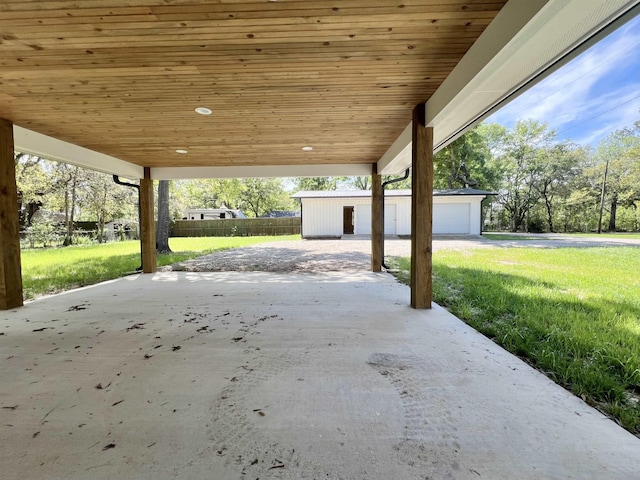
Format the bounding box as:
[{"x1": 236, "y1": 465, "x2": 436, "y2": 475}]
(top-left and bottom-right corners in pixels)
[
  {"x1": 152, "y1": 163, "x2": 373, "y2": 180},
  {"x1": 424, "y1": 0, "x2": 550, "y2": 135},
  {"x1": 376, "y1": 124, "x2": 412, "y2": 176},
  {"x1": 378, "y1": 0, "x2": 640, "y2": 175},
  {"x1": 14, "y1": 125, "x2": 143, "y2": 179}
]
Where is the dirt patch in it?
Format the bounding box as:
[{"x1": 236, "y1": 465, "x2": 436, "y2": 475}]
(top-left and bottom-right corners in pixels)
[{"x1": 166, "y1": 241, "x2": 371, "y2": 273}]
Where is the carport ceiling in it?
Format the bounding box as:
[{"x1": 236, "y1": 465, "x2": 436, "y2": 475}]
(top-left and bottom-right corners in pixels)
[{"x1": 0, "y1": 1, "x2": 507, "y2": 173}]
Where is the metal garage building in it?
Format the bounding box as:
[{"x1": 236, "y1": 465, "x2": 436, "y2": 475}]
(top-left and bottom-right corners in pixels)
[{"x1": 292, "y1": 189, "x2": 492, "y2": 238}]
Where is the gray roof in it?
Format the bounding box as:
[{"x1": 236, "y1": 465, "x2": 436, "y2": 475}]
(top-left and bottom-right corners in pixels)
[{"x1": 291, "y1": 188, "x2": 494, "y2": 199}]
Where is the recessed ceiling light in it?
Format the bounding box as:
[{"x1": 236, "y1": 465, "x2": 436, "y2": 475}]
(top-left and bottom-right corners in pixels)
[
  {"x1": 176, "y1": 149, "x2": 188, "y2": 154},
  {"x1": 195, "y1": 107, "x2": 212, "y2": 115},
  {"x1": 302, "y1": 146, "x2": 313, "y2": 151}
]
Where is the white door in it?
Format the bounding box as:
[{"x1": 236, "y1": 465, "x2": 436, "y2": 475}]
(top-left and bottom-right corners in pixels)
[
  {"x1": 433, "y1": 203, "x2": 470, "y2": 234},
  {"x1": 384, "y1": 204, "x2": 396, "y2": 234},
  {"x1": 355, "y1": 204, "x2": 371, "y2": 234},
  {"x1": 355, "y1": 203, "x2": 397, "y2": 234}
]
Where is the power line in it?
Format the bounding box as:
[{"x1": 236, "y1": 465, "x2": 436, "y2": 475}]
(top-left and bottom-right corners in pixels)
[{"x1": 554, "y1": 93, "x2": 640, "y2": 138}]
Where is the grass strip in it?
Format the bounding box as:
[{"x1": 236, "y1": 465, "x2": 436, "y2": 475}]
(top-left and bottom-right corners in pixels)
[
  {"x1": 482, "y1": 234, "x2": 549, "y2": 241},
  {"x1": 21, "y1": 235, "x2": 299, "y2": 300},
  {"x1": 391, "y1": 246, "x2": 640, "y2": 435},
  {"x1": 483, "y1": 232, "x2": 640, "y2": 240}
]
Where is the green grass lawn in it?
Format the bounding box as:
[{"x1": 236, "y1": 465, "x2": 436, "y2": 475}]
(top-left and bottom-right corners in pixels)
[
  {"x1": 391, "y1": 247, "x2": 640, "y2": 434},
  {"x1": 21, "y1": 235, "x2": 299, "y2": 300},
  {"x1": 569, "y1": 232, "x2": 640, "y2": 238}
]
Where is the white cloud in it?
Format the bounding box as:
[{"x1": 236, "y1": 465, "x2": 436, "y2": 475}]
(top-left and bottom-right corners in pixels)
[
  {"x1": 569, "y1": 90, "x2": 640, "y2": 145},
  {"x1": 487, "y1": 17, "x2": 640, "y2": 145}
]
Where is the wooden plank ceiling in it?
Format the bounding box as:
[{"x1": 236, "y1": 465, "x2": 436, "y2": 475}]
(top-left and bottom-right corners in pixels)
[{"x1": 0, "y1": 0, "x2": 507, "y2": 170}]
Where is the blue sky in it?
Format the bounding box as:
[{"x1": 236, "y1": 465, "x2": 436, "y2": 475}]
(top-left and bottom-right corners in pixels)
[{"x1": 486, "y1": 14, "x2": 640, "y2": 147}]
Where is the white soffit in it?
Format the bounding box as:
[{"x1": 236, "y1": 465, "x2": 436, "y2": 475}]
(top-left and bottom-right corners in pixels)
[
  {"x1": 152, "y1": 164, "x2": 373, "y2": 180},
  {"x1": 378, "y1": 0, "x2": 640, "y2": 175},
  {"x1": 13, "y1": 125, "x2": 372, "y2": 179},
  {"x1": 14, "y1": 125, "x2": 144, "y2": 179}
]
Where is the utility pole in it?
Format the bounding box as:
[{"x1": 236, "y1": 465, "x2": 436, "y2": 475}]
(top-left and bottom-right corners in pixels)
[{"x1": 597, "y1": 157, "x2": 610, "y2": 234}]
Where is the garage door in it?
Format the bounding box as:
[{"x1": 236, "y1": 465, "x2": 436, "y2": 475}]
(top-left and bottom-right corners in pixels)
[
  {"x1": 433, "y1": 203, "x2": 470, "y2": 234},
  {"x1": 355, "y1": 204, "x2": 397, "y2": 235}
]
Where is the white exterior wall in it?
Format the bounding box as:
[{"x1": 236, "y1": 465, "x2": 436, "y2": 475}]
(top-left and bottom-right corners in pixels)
[
  {"x1": 300, "y1": 199, "x2": 339, "y2": 237},
  {"x1": 300, "y1": 195, "x2": 485, "y2": 237},
  {"x1": 301, "y1": 197, "x2": 408, "y2": 237},
  {"x1": 300, "y1": 196, "x2": 410, "y2": 237},
  {"x1": 301, "y1": 197, "x2": 369, "y2": 237}
]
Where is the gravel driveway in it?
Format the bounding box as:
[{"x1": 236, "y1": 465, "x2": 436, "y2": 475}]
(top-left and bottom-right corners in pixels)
[
  {"x1": 167, "y1": 235, "x2": 492, "y2": 273},
  {"x1": 168, "y1": 237, "x2": 385, "y2": 273},
  {"x1": 165, "y1": 234, "x2": 640, "y2": 274}
]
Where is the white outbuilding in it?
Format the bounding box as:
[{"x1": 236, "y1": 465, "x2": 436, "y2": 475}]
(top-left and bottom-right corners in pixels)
[{"x1": 291, "y1": 189, "x2": 492, "y2": 238}]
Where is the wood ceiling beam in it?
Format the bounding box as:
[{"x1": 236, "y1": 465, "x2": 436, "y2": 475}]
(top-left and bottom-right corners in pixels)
[{"x1": 151, "y1": 163, "x2": 373, "y2": 180}]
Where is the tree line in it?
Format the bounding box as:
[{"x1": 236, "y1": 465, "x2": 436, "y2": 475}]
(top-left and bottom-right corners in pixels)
[
  {"x1": 447, "y1": 118, "x2": 640, "y2": 233},
  {"x1": 15, "y1": 155, "x2": 138, "y2": 246}
]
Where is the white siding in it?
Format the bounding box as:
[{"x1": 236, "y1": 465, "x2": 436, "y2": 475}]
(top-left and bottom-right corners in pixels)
[
  {"x1": 355, "y1": 204, "x2": 370, "y2": 234},
  {"x1": 301, "y1": 197, "x2": 370, "y2": 237},
  {"x1": 395, "y1": 197, "x2": 412, "y2": 235},
  {"x1": 384, "y1": 204, "x2": 397, "y2": 234},
  {"x1": 300, "y1": 194, "x2": 485, "y2": 237},
  {"x1": 301, "y1": 198, "x2": 343, "y2": 237}
]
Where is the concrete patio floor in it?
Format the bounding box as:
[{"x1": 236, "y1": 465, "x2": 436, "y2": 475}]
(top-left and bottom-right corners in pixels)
[{"x1": 1, "y1": 270, "x2": 639, "y2": 479}]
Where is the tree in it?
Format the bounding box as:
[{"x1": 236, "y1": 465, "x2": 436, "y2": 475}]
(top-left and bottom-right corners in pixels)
[
  {"x1": 60, "y1": 165, "x2": 80, "y2": 246},
  {"x1": 156, "y1": 180, "x2": 172, "y2": 253},
  {"x1": 593, "y1": 122, "x2": 640, "y2": 232},
  {"x1": 172, "y1": 178, "x2": 247, "y2": 211},
  {"x1": 80, "y1": 171, "x2": 136, "y2": 242},
  {"x1": 434, "y1": 127, "x2": 498, "y2": 190},
  {"x1": 294, "y1": 177, "x2": 343, "y2": 191},
  {"x1": 490, "y1": 120, "x2": 557, "y2": 232},
  {"x1": 15, "y1": 154, "x2": 50, "y2": 228},
  {"x1": 171, "y1": 178, "x2": 293, "y2": 217},
  {"x1": 534, "y1": 143, "x2": 584, "y2": 232},
  {"x1": 238, "y1": 178, "x2": 292, "y2": 217},
  {"x1": 26, "y1": 210, "x2": 63, "y2": 248},
  {"x1": 430, "y1": 126, "x2": 505, "y2": 231},
  {"x1": 347, "y1": 176, "x2": 371, "y2": 190}
]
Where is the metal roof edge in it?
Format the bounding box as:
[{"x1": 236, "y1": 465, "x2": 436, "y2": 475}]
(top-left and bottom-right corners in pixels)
[{"x1": 291, "y1": 189, "x2": 496, "y2": 198}]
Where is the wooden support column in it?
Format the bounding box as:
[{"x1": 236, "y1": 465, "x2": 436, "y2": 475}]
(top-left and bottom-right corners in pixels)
[
  {"x1": 410, "y1": 104, "x2": 433, "y2": 309},
  {"x1": 0, "y1": 119, "x2": 23, "y2": 309},
  {"x1": 371, "y1": 163, "x2": 383, "y2": 272},
  {"x1": 140, "y1": 167, "x2": 156, "y2": 274}
]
